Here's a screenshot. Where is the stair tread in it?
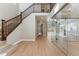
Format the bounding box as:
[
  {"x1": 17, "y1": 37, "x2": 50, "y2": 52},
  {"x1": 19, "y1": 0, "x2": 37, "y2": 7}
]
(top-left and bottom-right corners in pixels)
[
  {"x1": 0, "y1": 44, "x2": 13, "y2": 53},
  {"x1": 0, "y1": 41, "x2": 16, "y2": 55},
  {"x1": 0, "y1": 45, "x2": 13, "y2": 53},
  {"x1": 0, "y1": 41, "x2": 6, "y2": 46},
  {"x1": 0, "y1": 43, "x2": 18, "y2": 56}
]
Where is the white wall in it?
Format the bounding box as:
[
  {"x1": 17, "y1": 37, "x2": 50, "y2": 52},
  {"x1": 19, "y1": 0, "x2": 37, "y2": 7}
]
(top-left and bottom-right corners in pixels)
[
  {"x1": 7, "y1": 13, "x2": 36, "y2": 44},
  {"x1": 22, "y1": 13, "x2": 49, "y2": 41},
  {"x1": 7, "y1": 13, "x2": 49, "y2": 44},
  {"x1": 0, "y1": 3, "x2": 33, "y2": 20},
  {"x1": 0, "y1": 3, "x2": 19, "y2": 20},
  {"x1": 6, "y1": 3, "x2": 33, "y2": 44},
  {"x1": 6, "y1": 3, "x2": 49, "y2": 44},
  {"x1": 7, "y1": 24, "x2": 22, "y2": 44},
  {"x1": 0, "y1": 3, "x2": 20, "y2": 44},
  {"x1": 70, "y1": 3, "x2": 79, "y2": 18},
  {"x1": 18, "y1": 3, "x2": 33, "y2": 12},
  {"x1": 22, "y1": 13, "x2": 35, "y2": 41},
  {"x1": 49, "y1": 3, "x2": 59, "y2": 18}
]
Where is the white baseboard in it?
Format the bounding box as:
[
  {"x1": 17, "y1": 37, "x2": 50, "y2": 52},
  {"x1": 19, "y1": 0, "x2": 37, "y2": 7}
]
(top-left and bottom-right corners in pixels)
[
  {"x1": 13, "y1": 40, "x2": 22, "y2": 45},
  {"x1": 22, "y1": 39, "x2": 35, "y2": 41},
  {"x1": 13, "y1": 39, "x2": 35, "y2": 45}
]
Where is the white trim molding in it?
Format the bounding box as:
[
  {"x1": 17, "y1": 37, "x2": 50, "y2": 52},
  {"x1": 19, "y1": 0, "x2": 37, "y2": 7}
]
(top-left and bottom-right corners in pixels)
[{"x1": 13, "y1": 39, "x2": 35, "y2": 45}]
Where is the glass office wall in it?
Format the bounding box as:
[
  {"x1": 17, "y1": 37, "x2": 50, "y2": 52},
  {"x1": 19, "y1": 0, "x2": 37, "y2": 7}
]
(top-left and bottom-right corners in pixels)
[{"x1": 51, "y1": 3, "x2": 79, "y2": 55}]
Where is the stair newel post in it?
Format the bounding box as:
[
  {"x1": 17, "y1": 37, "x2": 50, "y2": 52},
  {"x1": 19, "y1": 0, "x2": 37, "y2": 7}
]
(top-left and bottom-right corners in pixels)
[
  {"x1": 20, "y1": 12, "x2": 22, "y2": 23},
  {"x1": 2, "y1": 19, "x2": 6, "y2": 41},
  {"x1": 50, "y1": 3, "x2": 51, "y2": 12}
]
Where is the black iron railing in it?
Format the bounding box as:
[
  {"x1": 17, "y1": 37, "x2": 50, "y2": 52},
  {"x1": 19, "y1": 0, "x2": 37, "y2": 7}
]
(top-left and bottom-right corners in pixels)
[{"x1": 1, "y1": 3, "x2": 55, "y2": 41}]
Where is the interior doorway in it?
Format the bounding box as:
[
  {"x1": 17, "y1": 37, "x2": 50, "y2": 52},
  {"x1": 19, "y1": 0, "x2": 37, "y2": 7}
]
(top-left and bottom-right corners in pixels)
[{"x1": 36, "y1": 16, "x2": 47, "y2": 38}]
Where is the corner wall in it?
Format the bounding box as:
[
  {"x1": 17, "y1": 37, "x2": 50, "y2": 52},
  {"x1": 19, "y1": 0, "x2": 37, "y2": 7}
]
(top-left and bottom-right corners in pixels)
[{"x1": 21, "y1": 13, "x2": 49, "y2": 41}]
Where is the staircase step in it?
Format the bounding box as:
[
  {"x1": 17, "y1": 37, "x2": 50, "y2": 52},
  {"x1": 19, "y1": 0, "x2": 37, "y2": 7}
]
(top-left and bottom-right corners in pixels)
[
  {"x1": 0, "y1": 44, "x2": 12, "y2": 53},
  {"x1": 0, "y1": 44, "x2": 18, "y2": 56},
  {"x1": 0, "y1": 41, "x2": 17, "y2": 56},
  {"x1": 0, "y1": 41, "x2": 6, "y2": 47},
  {"x1": 6, "y1": 45, "x2": 18, "y2": 56}
]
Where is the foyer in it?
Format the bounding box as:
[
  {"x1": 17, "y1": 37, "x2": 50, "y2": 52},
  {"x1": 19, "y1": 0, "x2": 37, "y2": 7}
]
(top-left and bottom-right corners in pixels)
[
  {"x1": 9, "y1": 36, "x2": 65, "y2": 56},
  {"x1": 0, "y1": 3, "x2": 79, "y2": 56}
]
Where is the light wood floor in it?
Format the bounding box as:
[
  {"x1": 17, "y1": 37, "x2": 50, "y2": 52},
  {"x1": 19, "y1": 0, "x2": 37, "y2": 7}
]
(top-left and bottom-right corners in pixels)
[
  {"x1": 68, "y1": 41, "x2": 79, "y2": 56},
  {"x1": 9, "y1": 36, "x2": 65, "y2": 56}
]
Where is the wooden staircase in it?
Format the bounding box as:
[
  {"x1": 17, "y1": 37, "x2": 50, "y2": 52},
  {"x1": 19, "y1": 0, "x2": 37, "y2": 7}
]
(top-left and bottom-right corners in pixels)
[{"x1": 0, "y1": 3, "x2": 55, "y2": 56}]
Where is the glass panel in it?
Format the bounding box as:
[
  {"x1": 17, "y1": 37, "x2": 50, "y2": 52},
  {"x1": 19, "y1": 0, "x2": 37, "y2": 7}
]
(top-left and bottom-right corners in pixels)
[
  {"x1": 56, "y1": 19, "x2": 68, "y2": 55},
  {"x1": 67, "y1": 19, "x2": 79, "y2": 55},
  {"x1": 48, "y1": 18, "x2": 68, "y2": 55},
  {"x1": 52, "y1": 3, "x2": 79, "y2": 55},
  {"x1": 47, "y1": 18, "x2": 56, "y2": 42},
  {"x1": 34, "y1": 4, "x2": 41, "y2": 12},
  {"x1": 22, "y1": 5, "x2": 33, "y2": 19}
]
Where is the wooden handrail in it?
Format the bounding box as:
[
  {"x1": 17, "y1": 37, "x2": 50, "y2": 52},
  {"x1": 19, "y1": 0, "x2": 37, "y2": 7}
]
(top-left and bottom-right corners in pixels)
[
  {"x1": 1, "y1": 3, "x2": 55, "y2": 41},
  {"x1": 20, "y1": 12, "x2": 22, "y2": 23},
  {"x1": 5, "y1": 15, "x2": 21, "y2": 36},
  {"x1": 5, "y1": 14, "x2": 20, "y2": 23}
]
